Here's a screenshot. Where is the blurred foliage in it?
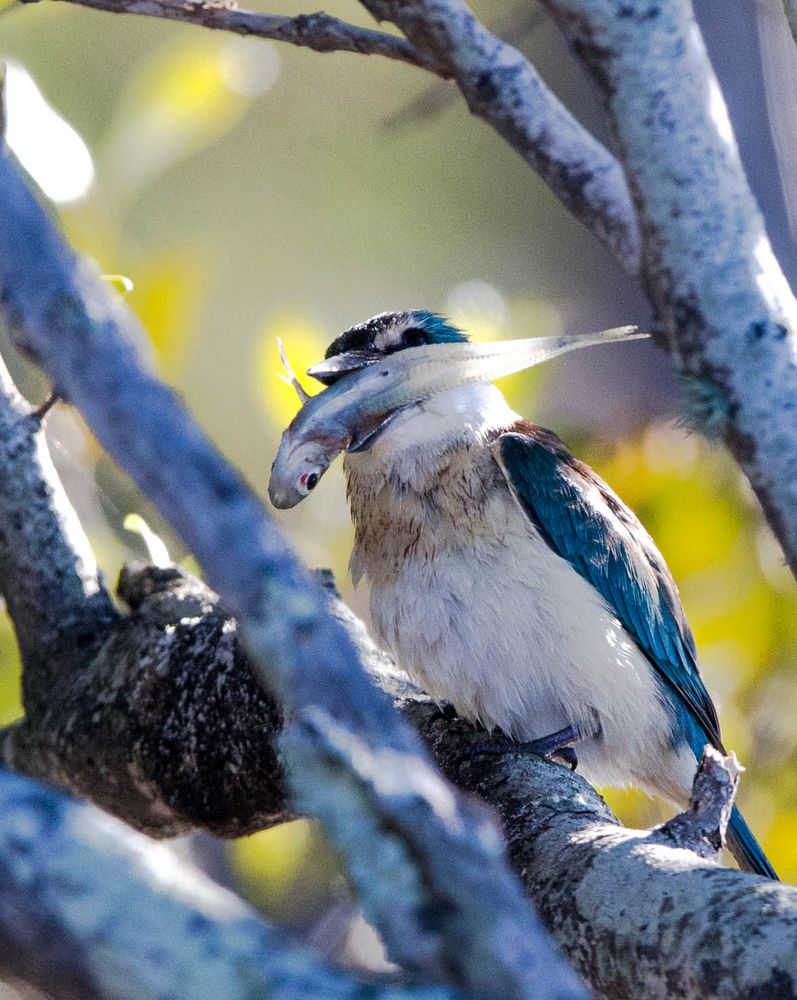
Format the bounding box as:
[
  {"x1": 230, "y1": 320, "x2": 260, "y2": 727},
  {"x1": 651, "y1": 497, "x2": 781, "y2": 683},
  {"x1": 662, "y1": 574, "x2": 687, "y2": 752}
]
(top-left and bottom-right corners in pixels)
[
  {"x1": 0, "y1": 0, "x2": 795, "y2": 938},
  {"x1": 256, "y1": 312, "x2": 326, "y2": 425},
  {"x1": 229, "y1": 819, "x2": 343, "y2": 926}
]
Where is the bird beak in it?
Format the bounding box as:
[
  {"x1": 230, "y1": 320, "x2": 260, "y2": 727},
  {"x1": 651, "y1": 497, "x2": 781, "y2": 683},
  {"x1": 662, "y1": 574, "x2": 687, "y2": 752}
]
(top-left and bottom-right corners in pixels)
[{"x1": 307, "y1": 350, "x2": 381, "y2": 386}]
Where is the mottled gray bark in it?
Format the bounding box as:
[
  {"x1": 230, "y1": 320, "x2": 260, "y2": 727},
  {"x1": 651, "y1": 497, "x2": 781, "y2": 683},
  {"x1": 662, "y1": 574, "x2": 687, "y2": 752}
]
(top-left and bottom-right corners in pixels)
[
  {"x1": 0, "y1": 767, "x2": 468, "y2": 1000},
  {"x1": 7, "y1": 555, "x2": 797, "y2": 999},
  {"x1": 435, "y1": 728, "x2": 797, "y2": 999},
  {"x1": 0, "y1": 145, "x2": 582, "y2": 1000}
]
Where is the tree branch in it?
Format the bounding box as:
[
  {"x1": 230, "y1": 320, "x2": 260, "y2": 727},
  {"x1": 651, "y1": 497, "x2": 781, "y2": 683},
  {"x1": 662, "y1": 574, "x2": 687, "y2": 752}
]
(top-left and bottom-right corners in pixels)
[
  {"x1": 2, "y1": 562, "x2": 289, "y2": 836},
  {"x1": 536, "y1": 0, "x2": 797, "y2": 577},
  {"x1": 38, "y1": 0, "x2": 446, "y2": 75},
  {"x1": 36, "y1": 0, "x2": 641, "y2": 274},
  {"x1": 8, "y1": 558, "x2": 797, "y2": 998},
  {"x1": 0, "y1": 352, "x2": 118, "y2": 712},
  {"x1": 359, "y1": 0, "x2": 640, "y2": 272},
  {"x1": 0, "y1": 148, "x2": 583, "y2": 1000},
  {"x1": 0, "y1": 767, "x2": 471, "y2": 1000},
  {"x1": 436, "y1": 720, "x2": 797, "y2": 999}
]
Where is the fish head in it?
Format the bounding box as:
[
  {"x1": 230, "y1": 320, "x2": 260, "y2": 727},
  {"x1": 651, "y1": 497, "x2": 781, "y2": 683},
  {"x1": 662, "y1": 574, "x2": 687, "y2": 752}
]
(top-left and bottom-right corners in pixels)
[{"x1": 268, "y1": 426, "x2": 335, "y2": 510}]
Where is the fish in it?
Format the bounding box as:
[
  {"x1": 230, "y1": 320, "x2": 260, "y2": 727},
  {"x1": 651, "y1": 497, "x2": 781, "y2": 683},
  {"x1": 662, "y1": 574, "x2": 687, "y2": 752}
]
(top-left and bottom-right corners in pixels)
[{"x1": 267, "y1": 326, "x2": 646, "y2": 509}]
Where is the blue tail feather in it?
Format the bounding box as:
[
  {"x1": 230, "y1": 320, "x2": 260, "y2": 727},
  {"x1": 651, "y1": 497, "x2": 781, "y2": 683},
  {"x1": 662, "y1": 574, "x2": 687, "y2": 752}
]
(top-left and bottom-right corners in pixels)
[{"x1": 727, "y1": 805, "x2": 778, "y2": 880}]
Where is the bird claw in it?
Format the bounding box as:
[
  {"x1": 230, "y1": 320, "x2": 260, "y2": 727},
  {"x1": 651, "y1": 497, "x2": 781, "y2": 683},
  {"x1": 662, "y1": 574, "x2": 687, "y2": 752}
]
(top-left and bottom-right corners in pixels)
[
  {"x1": 550, "y1": 746, "x2": 578, "y2": 771},
  {"x1": 470, "y1": 725, "x2": 580, "y2": 771},
  {"x1": 430, "y1": 702, "x2": 459, "y2": 725}
]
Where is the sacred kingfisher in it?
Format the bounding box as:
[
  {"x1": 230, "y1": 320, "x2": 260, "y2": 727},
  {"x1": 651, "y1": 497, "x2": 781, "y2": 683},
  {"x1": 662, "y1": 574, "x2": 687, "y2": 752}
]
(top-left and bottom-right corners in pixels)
[{"x1": 297, "y1": 309, "x2": 777, "y2": 879}]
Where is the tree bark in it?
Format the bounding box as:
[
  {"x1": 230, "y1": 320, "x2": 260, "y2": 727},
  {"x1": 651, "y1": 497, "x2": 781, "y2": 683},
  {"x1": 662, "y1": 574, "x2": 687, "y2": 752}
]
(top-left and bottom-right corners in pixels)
[
  {"x1": 0, "y1": 144, "x2": 582, "y2": 1000},
  {"x1": 0, "y1": 766, "x2": 471, "y2": 1000},
  {"x1": 5, "y1": 556, "x2": 797, "y2": 999}
]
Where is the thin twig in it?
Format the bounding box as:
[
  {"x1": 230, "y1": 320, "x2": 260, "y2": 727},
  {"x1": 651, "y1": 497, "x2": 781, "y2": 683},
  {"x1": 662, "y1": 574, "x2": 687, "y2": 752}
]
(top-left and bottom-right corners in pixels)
[
  {"x1": 40, "y1": 0, "x2": 448, "y2": 76},
  {"x1": 30, "y1": 390, "x2": 59, "y2": 422},
  {"x1": 30, "y1": 0, "x2": 639, "y2": 272}
]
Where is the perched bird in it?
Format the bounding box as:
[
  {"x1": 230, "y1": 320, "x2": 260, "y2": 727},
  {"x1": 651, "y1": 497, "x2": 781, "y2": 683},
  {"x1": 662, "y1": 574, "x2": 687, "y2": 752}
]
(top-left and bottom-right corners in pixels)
[{"x1": 301, "y1": 309, "x2": 777, "y2": 879}]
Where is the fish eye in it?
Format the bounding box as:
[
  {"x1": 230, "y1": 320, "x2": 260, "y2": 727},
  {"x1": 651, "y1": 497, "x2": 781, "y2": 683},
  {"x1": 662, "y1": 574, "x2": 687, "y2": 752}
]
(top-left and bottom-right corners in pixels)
[{"x1": 306, "y1": 472, "x2": 319, "y2": 491}]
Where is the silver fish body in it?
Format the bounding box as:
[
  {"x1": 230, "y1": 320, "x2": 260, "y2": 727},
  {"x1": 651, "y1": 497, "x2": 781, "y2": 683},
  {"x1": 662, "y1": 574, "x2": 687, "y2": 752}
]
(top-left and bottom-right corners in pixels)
[{"x1": 268, "y1": 326, "x2": 645, "y2": 509}]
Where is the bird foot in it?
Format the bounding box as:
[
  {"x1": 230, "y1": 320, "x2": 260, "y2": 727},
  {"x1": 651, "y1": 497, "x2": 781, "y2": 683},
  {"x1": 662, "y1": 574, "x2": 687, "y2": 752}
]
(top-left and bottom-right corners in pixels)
[
  {"x1": 429, "y1": 702, "x2": 459, "y2": 725},
  {"x1": 471, "y1": 725, "x2": 579, "y2": 771}
]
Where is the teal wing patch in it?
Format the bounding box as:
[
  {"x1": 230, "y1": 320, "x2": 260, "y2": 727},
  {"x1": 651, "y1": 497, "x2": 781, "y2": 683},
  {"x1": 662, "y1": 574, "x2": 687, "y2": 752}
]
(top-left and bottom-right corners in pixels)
[{"x1": 495, "y1": 426, "x2": 722, "y2": 751}]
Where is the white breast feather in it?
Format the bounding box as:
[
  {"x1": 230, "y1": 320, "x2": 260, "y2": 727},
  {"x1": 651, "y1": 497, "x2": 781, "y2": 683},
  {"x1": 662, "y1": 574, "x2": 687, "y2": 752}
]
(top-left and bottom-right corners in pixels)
[{"x1": 344, "y1": 383, "x2": 698, "y2": 806}]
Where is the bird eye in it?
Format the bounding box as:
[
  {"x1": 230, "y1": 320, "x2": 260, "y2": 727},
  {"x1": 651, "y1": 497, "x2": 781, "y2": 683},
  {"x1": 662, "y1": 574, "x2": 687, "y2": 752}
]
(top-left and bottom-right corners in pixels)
[
  {"x1": 306, "y1": 472, "x2": 319, "y2": 491},
  {"x1": 403, "y1": 328, "x2": 428, "y2": 348}
]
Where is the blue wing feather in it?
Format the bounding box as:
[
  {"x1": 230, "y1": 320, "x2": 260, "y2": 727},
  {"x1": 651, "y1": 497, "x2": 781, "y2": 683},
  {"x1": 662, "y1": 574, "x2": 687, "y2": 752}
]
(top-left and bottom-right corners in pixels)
[
  {"x1": 495, "y1": 425, "x2": 722, "y2": 751},
  {"x1": 495, "y1": 426, "x2": 779, "y2": 879}
]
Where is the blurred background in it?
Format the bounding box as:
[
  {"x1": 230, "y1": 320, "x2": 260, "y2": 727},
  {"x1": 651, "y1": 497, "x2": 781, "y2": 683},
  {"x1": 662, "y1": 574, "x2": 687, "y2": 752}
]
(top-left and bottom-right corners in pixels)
[{"x1": 1, "y1": 0, "x2": 796, "y2": 951}]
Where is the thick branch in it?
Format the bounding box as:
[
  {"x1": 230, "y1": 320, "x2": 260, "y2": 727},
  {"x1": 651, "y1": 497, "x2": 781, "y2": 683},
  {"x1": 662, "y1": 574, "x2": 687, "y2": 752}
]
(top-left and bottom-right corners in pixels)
[
  {"x1": 366, "y1": 0, "x2": 640, "y2": 271},
  {"x1": 3, "y1": 562, "x2": 289, "y2": 836},
  {"x1": 0, "y1": 150, "x2": 582, "y2": 1000},
  {"x1": 0, "y1": 353, "x2": 117, "y2": 707},
  {"x1": 0, "y1": 767, "x2": 469, "y2": 1000},
  {"x1": 536, "y1": 0, "x2": 797, "y2": 576},
  {"x1": 39, "y1": 0, "x2": 446, "y2": 75},
  {"x1": 8, "y1": 561, "x2": 797, "y2": 998},
  {"x1": 432, "y1": 721, "x2": 797, "y2": 999}
]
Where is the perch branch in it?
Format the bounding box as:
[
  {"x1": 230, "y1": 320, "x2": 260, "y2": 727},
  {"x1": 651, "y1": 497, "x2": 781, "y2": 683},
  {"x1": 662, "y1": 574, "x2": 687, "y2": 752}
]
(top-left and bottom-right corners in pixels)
[
  {"x1": 0, "y1": 767, "x2": 470, "y2": 1000},
  {"x1": 0, "y1": 146, "x2": 583, "y2": 1000},
  {"x1": 433, "y1": 720, "x2": 797, "y2": 1000}
]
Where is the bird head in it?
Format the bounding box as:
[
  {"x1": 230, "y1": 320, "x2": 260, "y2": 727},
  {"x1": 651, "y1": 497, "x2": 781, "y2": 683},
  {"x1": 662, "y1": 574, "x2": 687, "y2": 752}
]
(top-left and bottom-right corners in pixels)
[
  {"x1": 269, "y1": 314, "x2": 646, "y2": 508},
  {"x1": 307, "y1": 310, "x2": 468, "y2": 386}
]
